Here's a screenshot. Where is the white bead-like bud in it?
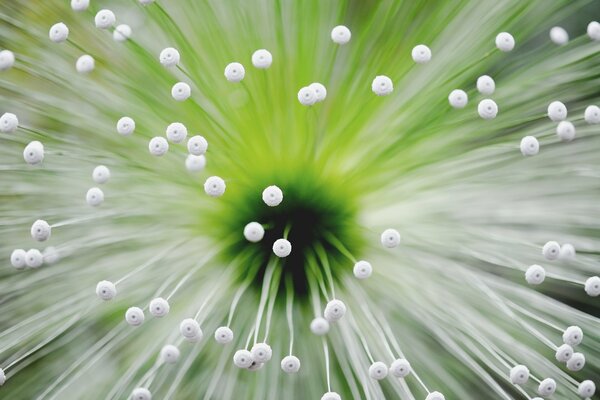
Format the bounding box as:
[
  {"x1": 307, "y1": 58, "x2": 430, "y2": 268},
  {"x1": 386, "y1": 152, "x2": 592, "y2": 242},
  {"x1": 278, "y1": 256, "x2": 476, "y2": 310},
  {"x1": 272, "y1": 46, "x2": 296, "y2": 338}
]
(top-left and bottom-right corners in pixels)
[
  {"x1": 390, "y1": 358, "x2": 411, "y2": 377},
  {"x1": 547, "y1": 101, "x2": 567, "y2": 122},
  {"x1": 549, "y1": 26, "x2": 569, "y2": 45},
  {"x1": 563, "y1": 325, "x2": 583, "y2": 346},
  {"x1": 159, "y1": 47, "x2": 180, "y2": 67},
  {"x1": 185, "y1": 155, "x2": 206, "y2": 172},
  {"x1": 180, "y1": 318, "x2": 203, "y2": 342},
  {"x1": 324, "y1": 299, "x2": 346, "y2": 322},
  {"x1": 214, "y1": 326, "x2": 234, "y2": 344},
  {"x1": 566, "y1": 352, "x2": 585, "y2": 371},
  {"x1": 160, "y1": 344, "x2": 180, "y2": 364},
  {"x1": 555, "y1": 344, "x2": 573, "y2": 362},
  {"x1": 0, "y1": 50, "x2": 15, "y2": 71},
  {"x1": 587, "y1": 21, "x2": 600, "y2": 40},
  {"x1": 233, "y1": 349, "x2": 254, "y2": 368},
  {"x1": 23, "y1": 141, "x2": 44, "y2": 165},
  {"x1": 478, "y1": 99, "x2": 498, "y2": 119},
  {"x1": 262, "y1": 185, "x2": 283, "y2": 206},
  {"x1": 96, "y1": 280, "x2": 117, "y2": 300},
  {"x1": 131, "y1": 387, "x2": 152, "y2": 400},
  {"x1": 280, "y1": 355, "x2": 301, "y2": 373},
  {"x1": 371, "y1": 75, "x2": 393, "y2": 96},
  {"x1": 252, "y1": 49, "x2": 272, "y2": 69},
  {"x1": 11, "y1": 249, "x2": 28, "y2": 270},
  {"x1": 71, "y1": 0, "x2": 89, "y2": 11},
  {"x1": 353, "y1": 260, "x2": 372, "y2": 279},
  {"x1": 509, "y1": 365, "x2": 529, "y2": 385},
  {"x1": 49, "y1": 22, "x2": 69, "y2": 43},
  {"x1": 538, "y1": 378, "x2": 556, "y2": 397},
  {"x1": 495, "y1": 32, "x2": 515, "y2": 52},
  {"x1": 171, "y1": 82, "x2": 191, "y2": 101},
  {"x1": 42, "y1": 246, "x2": 59, "y2": 264},
  {"x1": 93, "y1": 165, "x2": 110, "y2": 184},
  {"x1": 584, "y1": 105, "x2": 600, "y2": 124},
  {"x1": 309, "y1": 82, "x2": 327, "y2": 102},
  {"x1": 149, "y1": 297, "x2": 170, "y2": 317},
  {"x1": 369, "y1": 361, "x2": 389, "y2": 380},
  {"x1": 244, "y1": 222, "x2": 265, "y2": 243},
  {"x1": 578, "y1": 380, "x2": 596, "y2": 399},
  {"x1": 0, "y1": 112, "x2": 18, "y2": 133},
  {"x1": 113, "y1": 24, "x2": 132, "y2": 42},
  {"x1": 204, "y1": 176, "x2": 226, "y2": 197},
  {"x1": 125, "y1": 307, "x2": 145, "y2": 326},
  {"x1": 411, "y1": 44, "x2": 431, "y2": 63},
  {"x1": 187, "y1": 135, "x2": 208, "y2": 155},
  {"x1": 31, "y1": 219, "x2": 51, "y2": 241},
  {"x1": 76, "y1": 55, "x2": 94, "y2": 73},
  {"x1": 380, "y1": 228, "x2": 401, "y2": 248},
  {"x1": 584, "y1": 276, "x2": 600, "y2": 297},
  {"x1": 25, "y1": 249, "x2": 43, "y2": 268},
  {"x1": 95, "y1": 9, "x2": 116, "y2": 29},
  {"x1": 272, "y1": 238, "x2": 292, "y2": 257},
  {"x1": 86, "y1": 187, "x2": 104, "y2": 207},
  {"x1": 542, "y1": 241, "x2": 560, "y2": 260},
  {"x1": 298, "y1": 86, "x2": 317, "y2": 106},
  {"x1": 117, "y1": 117, "x2": 135, "y2": 136},
  {"x1": 425, "y1": 392, "x2": 445, "y2": 400},
  {"x1": 224, "y1": 62, "x2": 245, "y2": 82},
  {"x1": 556, "y1": 121, "x2": 575, "y2": 142},
  {"x1": 476, "y1": 75, "x2": 495, "y2": 95},
  {"x1": 310, "y1": 317, "x2": 330, "y2": 335},
  {"x1": 251, "y1": 342, "x2": 272, "y2": 363},
  {"x1": 331, "y1": 25, "x2": 351, "y2": 44},
  {"x1": 559, "y1": 243, "x2": 576, "y2": 260},
  {"x1": 448, "y1": 89, "x2": 468, "y2": 109},
  {"x1": 166, "y1": 122, "x2": 188, "y2": 144},
  {"x1": 149, "y1": 137, "x2": 169, "y2": 156},
  {"x1": 525, "y1": 264, "x2": 545, "y2": 285},
  {"x1": 321, "y1": 392, "x2": 342, "y2": 400}
]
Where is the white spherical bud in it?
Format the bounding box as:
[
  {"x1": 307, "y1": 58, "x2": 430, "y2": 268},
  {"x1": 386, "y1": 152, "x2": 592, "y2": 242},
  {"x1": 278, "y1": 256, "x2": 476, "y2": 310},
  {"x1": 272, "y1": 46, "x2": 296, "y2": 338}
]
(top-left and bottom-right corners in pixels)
[
  {"x1": 187, "y1": 135, "x2": 208, "y2": 155},
  {"x1": 30, "y1": 219, "x2": 51, "y2": 242},
  {"x1": 411, "y1": 44, "x2": 431, "y2": 63},
  {"x1": 425, "y1": 392, "x2": 445, "y2": 400},
  {"x1": 324, "y1": 299, "x2": 346, "y2": 322},
  {"x1": 448, "y1": 89, "x2": 468, "y2": 109},
  {"x1": 321, "y1": 392, "x2": 342, "y2": 400},
  {"x1": 369, "y1": 361, "x2": 389, "y2": 380},
  {"x1": 298, "y1": 86, "x2": 317, "y2": 106},
  {"x1": 380, "y1": 228, "x2": 401, "y2": 248},
  {"x1": 185, "y1": 154, "x2": 206, "y2": 172},
  {"x1": 117, "y1": 117, "x2": 135, "y2": 136},
  {"x1": 567, "y1": 352, "x2": 585, "y2": 371},
  {"x1": 25, "y1": 249, "x2": 43, "y2": 268},
  {"x1": 547, "y1": 101, "x2": 567, "y2": 122},
  {"x1": 559, "y1": 243, "x2": 576, "y2": 260},
  {"x1": 0, "y1": 112, "x2": 18, "y2": 133},
  {"x1": 113, "y1": 24, "x2": 132, "y2": 42},
  {"x1": 550, "y1": 26, "x2": 569, "y2": 45},
  {"x1": 538, "y1": 378, "x2": 556, "y2": 397},
  {"x1": 23, "y1": 141, "x2": 44, "y2": 165},
  {"x1": 86, "y1": 187, "x2": 104, "y2": 207},
  {"x1": 171, "y1": 82, "x2": 191, "y2": 101},
  {"x1": 262, "y1": 185, "x2": 283, "y2": 206},
  {"x1": 542, "y1": 241, "x2": 560, "y2": 260},
  {"x1": 353, "y1": 260, "x2": 372, "y2": 279},
  {"x1": 563, "y1": 325, "x2": 583, "y2": 346},
  {"x1": 149, "y1": 137, "x2": 169, "y2": 156},
  {"x1": 588, "y1": 21, "x2": 600, "y2": 40},
  {"x1": 76, "y1": 55, "x2": 94, "y2": 73},
  {"x1": 159, "y1": 47, "x2": 180, "y2": 67},
  {"x1": 0, "y1": 50, "x2": 15, "y2": 71},
  {"x1": 180, "y1": 318, "x2": 203, "y2": 342},
  {"x1": 252, "y1": 49, "x2": 272, "y2": 69},
  {"x1": 224, "y1": 62, "x2": 245, "y2": 82},
  {"x1": 131, "y1": 387, "x2": 151, "y2": 400},
  {"x1": 251, "y1": 342, "x2": 272, "y2": 363},
  {"x1": 584, "y1": 105, "x2": 600, "y2": 124},
  {"x1": 578, "y1": 380, "x2": 596, "y2": 398},
  {"x1": 372, "y1": 75, "x2": 393, "y2": 96},
  {"x1": 0, "y1": 368, "x2": 4, "y2": 386},
  {"x1": 525, "y1": 265, "x2": 545, "y2": 285},
  {"x1": 555, "y1": 344, "x2": 573, "y2": 362},
  {"x1": 280, "y1": 355, "x2": 301, "y2": 373},
  {"x1": 331, "y1": 25, "x2": 351, "y2": 44},
  {"x1": 166, "y1": 122, "x2": 188, "y2": 144},
  {"x1": 95, "y1": 10, "x2": 116, "y2": 29},
  {"x1": 93, "y1": 165, "x2": 110, "y2": 184},
  {"x1": 160, "y1": 344, "x2": 180, "y2": 364},
  {"x1": 495, "y1": 32, "x2": 515, "y2": 52},
  {"x1": 125, "y1": 307, "x2": 144, "y2": 326},
  {"x1": 584, "y1": 276, "x2": 600, "y2": 297},
  {"x1": 149, "y1": 297, "x2": 170, "y2": 317},
  {"x1": 390, "y1": 358, "x2": 411, "y2": 378},
  {"x1": 95, "y1": 280, "x2": 116, "y2": 300},
  {"x1": 272, "y1": 238, "x2": 292, "y2": 257},
  {"x1": 233, "y1": 349, "x2": 254, "y2": 368},
  {"x1": 214, "y1": 326, "x2": 234, "y2": 344},
  {"x1": 509, "y1": 365, "x2": 529, "y2": 385},
  {"x1": 11, "y1": 249, "x2": 27, "y2": 270},
  {"x1": 42, "y1": 246, "x2": 60, "y2": 264},
  {"x1": 476, "y1": 75, "x2": 495, "y2": 95},
  {"x1": 244, "y1": 222, "x2": 265, "y2": 243},
  {"x1": 310, "y1": 317, "x2": 330, "y2": 335},
  {"x1": 71, "y1": 0, "x2": 89, "y2": 11},
  {"x1": 308, "y1": 82, "x2": 327, "y2": 102},
  {"x1": 49, "y1": 22, "x2": 69, "y2": 43},
  {"x1": 478, "y1": 99, "x2": 498, "y2": 119},
  {"x1": 556, "y1": 121, "x2": 575, "y2": 142},
  {"x1": 204, "y1": 176, "x2": 226, "y2": 197}
]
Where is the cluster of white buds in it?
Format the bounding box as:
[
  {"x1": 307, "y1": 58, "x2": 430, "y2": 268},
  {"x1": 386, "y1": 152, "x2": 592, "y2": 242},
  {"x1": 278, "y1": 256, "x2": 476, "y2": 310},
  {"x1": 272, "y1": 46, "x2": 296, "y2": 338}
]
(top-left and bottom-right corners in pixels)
[
  {"x1": 11, "y1": 248, "x2": 44, "y2": 269},
  {"x1": 233, "y1": 342, "x2": 273, "y2": 372},
  {"x1": 186, "y1": 135, "x2": 208, "y2": 173}
]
